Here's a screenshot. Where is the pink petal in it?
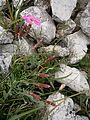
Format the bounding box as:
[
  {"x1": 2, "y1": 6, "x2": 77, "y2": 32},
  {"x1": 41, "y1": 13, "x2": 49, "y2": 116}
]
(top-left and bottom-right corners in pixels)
[{"x1": 22, "y1": 15, "x2": 41, "y2": 26}]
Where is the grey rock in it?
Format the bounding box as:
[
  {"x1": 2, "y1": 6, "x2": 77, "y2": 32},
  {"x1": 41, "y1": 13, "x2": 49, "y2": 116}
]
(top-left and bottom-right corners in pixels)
[
  {"x1": 65, "y1": 30, "x2": 89, "y2": 64},
  {"x1": 0, "y1": 44, "x2": 17, "y2": 72},
  {"x1": 47, "y1": 92, "x2": 75, "y2": 120},
  {"x1": 34, "y1": 0, "x2": 50, "y2": 10},
  {"x1": 80, "y1": 2, "x2": 90, "y2": 39},
  {"x1": 55, "y1": 64, "x2": 90, "y2": 92},
  {"x1": 20, "y1": 6, "x2": 56, "y2": 43},
  {"x1": 50, "y1": 0, "x2": 77, "y2": 22},
  {"x1": 0, "y1": 26, "x2": 14, "y2": 44},
  {"x1": 47, "y1": 92, "x2": 89, "y2": 120}
]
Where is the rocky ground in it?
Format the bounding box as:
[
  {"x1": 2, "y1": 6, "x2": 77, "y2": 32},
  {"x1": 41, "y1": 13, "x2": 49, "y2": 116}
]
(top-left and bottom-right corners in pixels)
[{"x1": 0, "y1": 0, "x2": 90, "y2": 120}]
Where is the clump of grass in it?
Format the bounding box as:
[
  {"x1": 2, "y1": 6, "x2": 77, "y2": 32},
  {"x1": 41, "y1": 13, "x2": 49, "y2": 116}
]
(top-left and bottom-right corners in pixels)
[{"x1": 0, "y1": 47, "x2": 60, "y2": 120}]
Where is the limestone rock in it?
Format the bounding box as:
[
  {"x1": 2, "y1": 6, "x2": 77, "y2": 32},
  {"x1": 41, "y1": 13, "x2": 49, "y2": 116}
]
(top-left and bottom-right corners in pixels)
[
  {"x1": 80, "y1": 2, "x2": 90, "y2": 39},
  {"x1": 65, "y1": 30, "x2": 89, "y2": 64},
  {"x1": 20, "y1": 6, "x2": 56, "y2": 43},
  {"x1": 0, "y1": 44, "x2": 17, "y2": 72},
  {"x1": 50, "y1": 0, "x2": 77, "y2": 22},
  {"x1": 41, "y1": 45, "x2": 69, "y2": 57},
  {"x1": 0, "y1": 26, "x2": 14, "y2": 44},
  {"x1": 55, "y1": 64, "x2": 89, "y2": 92},
  {"x1": 47, "y1": 92, "x2": 75, "y2": 120}
]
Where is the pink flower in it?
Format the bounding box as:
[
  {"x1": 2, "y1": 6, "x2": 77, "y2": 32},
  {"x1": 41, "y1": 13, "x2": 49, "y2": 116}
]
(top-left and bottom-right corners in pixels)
[
  {"x1": 33, "y1": 83, "x2": 51, "y2": 89},
  {"x1": 22, "y1": 15, "x2": 41, "y2": 26},
  {"x1": 37, "y1": 73, "x2": 49, "y2": 78},
  {"x1": 29, "y1": 93, "x2": 41, "y2": 100}
]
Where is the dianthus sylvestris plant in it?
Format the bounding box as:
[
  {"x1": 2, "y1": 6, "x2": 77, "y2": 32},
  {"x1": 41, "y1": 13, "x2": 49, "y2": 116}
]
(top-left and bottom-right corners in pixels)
[{"x1": 15, "y1": 15, "x2": 41, "y2": 40}]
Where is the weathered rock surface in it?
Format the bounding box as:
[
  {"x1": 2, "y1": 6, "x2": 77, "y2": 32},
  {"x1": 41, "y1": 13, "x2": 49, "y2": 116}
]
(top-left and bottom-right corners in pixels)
[
  {"x1": 34, "y1": 0, "x2": 50, "y2": 10},
  {"x1": 64, "y1": 30, "x2": 89, "y2": 64},
  {"x1": 80, "y1": 2, "x2": 90, "y2": 39},
  {"x1": 20, "y1": 6, "x2": 56, "y2": 43},
  {"x1": 41, "y1": 45, "x2": 69, "y2": 57},
  {"x1": 0, "y1": 26, "x2": 14, "y2": 44},
  {"x1": 55, "y1": 64, "x2": 89, "y2": 92},
  {"x1": 50, "y1": 0, "x2": 77, "y2": 21},
  {"x1": 56, "y1": 19, "x2": 76, "y2": 37},
  {"x1": 0, "y1": 44, "x2": 17, "y2": 72}
]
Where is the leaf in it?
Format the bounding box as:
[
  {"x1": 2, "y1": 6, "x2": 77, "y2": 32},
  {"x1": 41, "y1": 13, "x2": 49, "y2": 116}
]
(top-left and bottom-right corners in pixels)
[{"x1": 8, "y1": 106, "x2": 44, "y2": 120}]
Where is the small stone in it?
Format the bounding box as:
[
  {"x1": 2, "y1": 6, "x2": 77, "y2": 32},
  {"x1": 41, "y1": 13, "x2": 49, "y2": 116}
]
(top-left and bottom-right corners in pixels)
[
  {"x1": 55, "y1": 64, "x2": 90, "y2": 92},
  {"x1": 50, "y1": 0, "x2": 77, "y2": 22},
  {"x1": 0, "y1": 26, "x2": 14, "y2": 44}
]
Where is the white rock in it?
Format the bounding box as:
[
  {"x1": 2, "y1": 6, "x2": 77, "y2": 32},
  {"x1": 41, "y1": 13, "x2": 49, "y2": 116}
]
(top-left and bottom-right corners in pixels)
[
  {"x1": 65, "y1": 30, "x2": 89, "y2": 64},
  {"x1": 42, "y1": 45, "x2": 69, "y2": 57},
  {"x1": 0, "y1": 26, "x2": 14, "y2": 44},
  {"x1": 50, "y1": 0, "x2": 77, "y2": 21},
  {"x1": 55, "y1": 64, "x2": 89, "y2": 92},
  {"x1": 15, "y1": 37, "x2": 33, "y2": 56},
  {"x1": 34, "y1": 0, "x2": 50, "y2": 10},
  {"x1": 47, "y1": 92, "x2": 75, "y2": 120},
  {"x1": 0, "y1": 44, "x2": 17, "y2": 72},
  {"x1": 56, "y1": 19, "x2": 76, "y2": 37},
  {"x1": 20, "y1": 6, "x2": 56, "y2": 43},
  {"x1": 80, "y1": 2, "x2": 90, "y2": 39}
]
